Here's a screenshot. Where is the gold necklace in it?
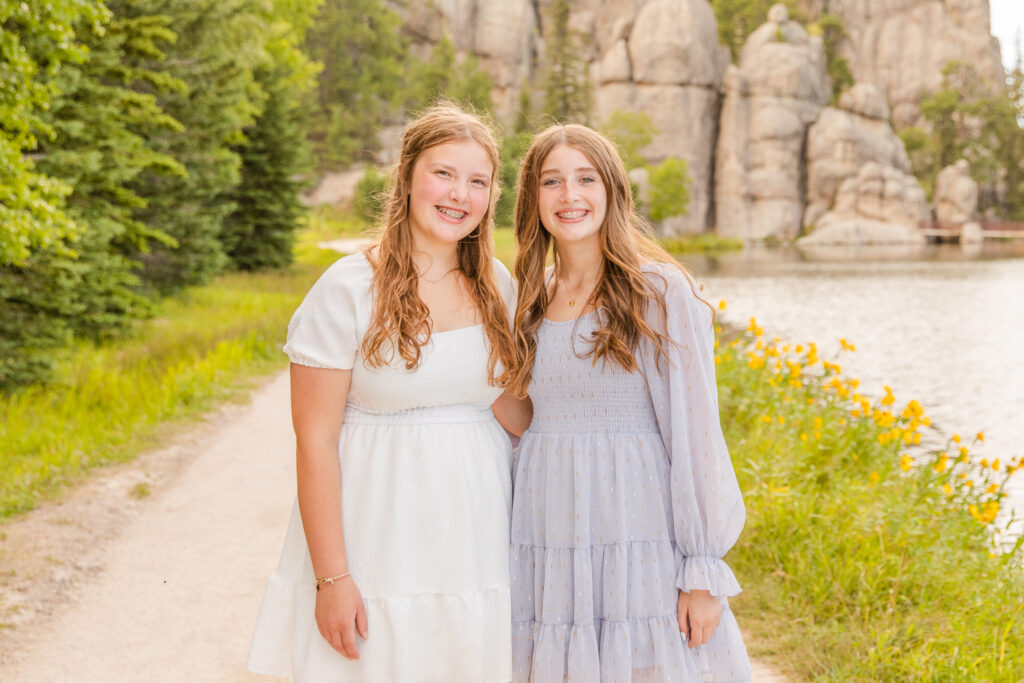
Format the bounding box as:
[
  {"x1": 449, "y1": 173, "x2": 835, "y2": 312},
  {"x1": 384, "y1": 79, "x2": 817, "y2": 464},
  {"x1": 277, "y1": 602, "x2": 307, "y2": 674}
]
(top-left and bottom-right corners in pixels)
[{"x1": 558, "y1": 275, "x2": 591, "y2": 308}]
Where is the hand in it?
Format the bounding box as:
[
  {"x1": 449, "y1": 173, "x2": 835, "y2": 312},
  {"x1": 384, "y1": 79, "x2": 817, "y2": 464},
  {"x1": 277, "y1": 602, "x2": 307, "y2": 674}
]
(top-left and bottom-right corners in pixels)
[
  {"x1": 677, "y1": 589, "x2": 721, "y2": 648},
  {"x1": 314, "y1": 576, "x2": 368, "y2": 659}
]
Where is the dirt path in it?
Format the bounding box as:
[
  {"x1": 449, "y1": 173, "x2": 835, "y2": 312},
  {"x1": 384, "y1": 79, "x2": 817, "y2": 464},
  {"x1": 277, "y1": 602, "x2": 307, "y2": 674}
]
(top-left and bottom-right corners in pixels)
[{"x1": 0, "y1": 368, "x2": 788, "y2": 682}]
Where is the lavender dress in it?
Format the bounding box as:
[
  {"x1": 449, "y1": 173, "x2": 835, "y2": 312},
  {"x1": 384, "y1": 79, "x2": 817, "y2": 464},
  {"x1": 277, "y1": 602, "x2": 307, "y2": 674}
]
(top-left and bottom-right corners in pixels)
[{"x1": 510, "y1": 263, "x2": 751, "y2": 683}]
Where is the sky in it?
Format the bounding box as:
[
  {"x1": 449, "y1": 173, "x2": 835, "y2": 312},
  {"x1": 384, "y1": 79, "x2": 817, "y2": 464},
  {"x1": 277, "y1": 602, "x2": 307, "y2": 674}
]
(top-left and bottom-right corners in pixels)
[{"x1": 991, "y1": 0, "x2": 1024, "y2": 69}]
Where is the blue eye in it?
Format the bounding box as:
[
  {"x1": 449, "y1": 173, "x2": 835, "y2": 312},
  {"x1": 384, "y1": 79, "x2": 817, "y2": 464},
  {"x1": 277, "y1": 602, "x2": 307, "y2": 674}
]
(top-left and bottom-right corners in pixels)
[
  {"x1": 580, "y1": 176, "x2": 596, "y2": 184},
  {"x1": 542, "y1": 178, "x2": 559, "y2": 187}
]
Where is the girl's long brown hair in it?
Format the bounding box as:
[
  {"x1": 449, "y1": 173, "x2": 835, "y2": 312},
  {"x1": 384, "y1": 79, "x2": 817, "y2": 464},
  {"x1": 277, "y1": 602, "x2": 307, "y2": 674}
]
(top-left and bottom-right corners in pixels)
[
  {"x1": 507, "y1": 124, "x2": 711, "y2": 397},
  {"x1": 361, "y1": 103, "x2": 514, "y2": 384}
]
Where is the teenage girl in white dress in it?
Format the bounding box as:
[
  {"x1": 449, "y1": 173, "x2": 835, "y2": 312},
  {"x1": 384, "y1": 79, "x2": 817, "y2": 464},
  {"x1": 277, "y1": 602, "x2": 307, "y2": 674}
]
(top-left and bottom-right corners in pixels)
[{"x1": 247, "y1": 104, "x2": 530, "y2": 682}]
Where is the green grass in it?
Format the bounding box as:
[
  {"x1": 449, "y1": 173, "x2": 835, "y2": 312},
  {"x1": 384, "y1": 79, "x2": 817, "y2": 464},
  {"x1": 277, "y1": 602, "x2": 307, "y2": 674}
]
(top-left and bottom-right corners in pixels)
[
  {"x1": 0, "y1": 217, "x2": 347, "y2": 518},
  {"x1": 661, "y1": 233, "x2": 744, "y2": 254},
  {"x1": 717, "y1": 328, "x2": 1024, "y2": 681}
]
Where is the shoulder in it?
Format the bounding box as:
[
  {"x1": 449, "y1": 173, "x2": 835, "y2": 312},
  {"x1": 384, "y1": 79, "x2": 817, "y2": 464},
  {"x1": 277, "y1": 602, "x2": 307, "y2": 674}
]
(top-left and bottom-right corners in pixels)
[
  {"x1": 314, "y1": 251, "x2": 373, "y2": 293},
  {"x1": 491, "y1": 257, "x2": 517, "y2": 307},
  {"x1": 491, "y1": 256, "x2": 513, "y2": 284},
  {"x1": 301, "y1": 251, "x2": 373, "y2": 313},
  {"x1": 640, "y1": 261, "x2": 713, "y2": 328}
]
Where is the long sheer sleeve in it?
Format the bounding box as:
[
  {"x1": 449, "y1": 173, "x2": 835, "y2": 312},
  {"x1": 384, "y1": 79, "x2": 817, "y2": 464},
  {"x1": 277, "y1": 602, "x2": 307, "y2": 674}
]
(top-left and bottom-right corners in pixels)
[{"x1": 640, "y1": 264, "x2": 745, "y2": 598}]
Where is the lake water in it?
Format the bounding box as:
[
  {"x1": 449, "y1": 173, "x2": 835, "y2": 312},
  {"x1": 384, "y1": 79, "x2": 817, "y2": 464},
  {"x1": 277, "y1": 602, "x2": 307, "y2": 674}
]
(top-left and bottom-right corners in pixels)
[{"x1": 684, "y1": 241, "x2": 1024, "y2": 520}]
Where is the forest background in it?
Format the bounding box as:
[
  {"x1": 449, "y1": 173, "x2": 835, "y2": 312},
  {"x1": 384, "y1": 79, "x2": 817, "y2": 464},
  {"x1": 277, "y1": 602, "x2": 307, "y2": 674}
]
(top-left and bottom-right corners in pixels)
[{"x1": 6, "y1": 0, "x2": 1024, "y2": 388}]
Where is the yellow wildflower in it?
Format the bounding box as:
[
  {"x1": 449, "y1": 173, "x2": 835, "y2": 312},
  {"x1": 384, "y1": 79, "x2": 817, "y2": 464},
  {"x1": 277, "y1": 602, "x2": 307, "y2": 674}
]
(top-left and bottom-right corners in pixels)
[
  {"x1": 800, "y1": 433, "x2": 808, "y2": 442},
  {"x1": 900, "y1": 454, "x2": 913, "y2": 472},
  {"x1": 952, "y1": 433, "x2": 961, "y2": 444},
  {"x1": 992, "y1": 458, "x2": 1000, "y2": 471},
  {"x1": 796, "y1": 345, "x2": 804, "y2": 353},
  {"x1": 986, "y1": 484, "x2": 999, "y2": 494},
  {"x1": 718, "y1": 300, "x2": 727, "y2": 311},
  {"x1": 777, "y1": 416, "x2": 785, "y2": 425},
  {"x1": 976, "y1": 431, "x2": 985, "y2": 442},
  {"x1": 942, "y1": 483, "x2": 952, "y2": 495},
  {"x1": 922, "y1": 416, "x2": 931, "y2": 427},
  {"x1": 869, "y1": 471, "x2": 880, "y2": 483}
]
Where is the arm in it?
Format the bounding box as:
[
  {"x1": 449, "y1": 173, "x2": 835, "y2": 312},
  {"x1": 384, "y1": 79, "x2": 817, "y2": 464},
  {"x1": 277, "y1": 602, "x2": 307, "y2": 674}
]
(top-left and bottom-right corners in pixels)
[
  {"x1": 641, "y1": 269, "x2": 745, "y2": 648},
  {"x1": 291, "y1": 363, "x2": 367, "y2": 660},
  {"x1": 492, "y1": 389, "x2": 533, "y2": 437}
]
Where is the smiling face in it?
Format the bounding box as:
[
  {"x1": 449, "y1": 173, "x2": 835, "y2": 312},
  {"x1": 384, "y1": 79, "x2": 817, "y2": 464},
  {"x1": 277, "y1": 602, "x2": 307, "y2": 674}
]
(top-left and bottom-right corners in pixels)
[
  {"x1": 537, "y1": 144, "x2": 608, "y2": 249},
  {"x1": 407, "y1": 139, "x2": 494, "y2": 250}
]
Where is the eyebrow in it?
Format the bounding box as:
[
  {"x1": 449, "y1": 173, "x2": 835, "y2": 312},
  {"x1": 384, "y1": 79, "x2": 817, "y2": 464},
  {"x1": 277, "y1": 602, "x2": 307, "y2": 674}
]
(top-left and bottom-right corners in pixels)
[
  {"x1": 540, "y1": 166, "x2": 598, "y2": 176},
  {"x1": 430, "y1": 161, "x2": 491, "y2": 178}
]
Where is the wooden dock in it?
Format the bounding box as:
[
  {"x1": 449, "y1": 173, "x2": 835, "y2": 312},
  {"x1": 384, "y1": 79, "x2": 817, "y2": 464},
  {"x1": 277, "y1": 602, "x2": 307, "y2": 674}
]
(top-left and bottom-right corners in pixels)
[{"x1": 919, "y1": 220, "x2": 1024, "y2": 241}]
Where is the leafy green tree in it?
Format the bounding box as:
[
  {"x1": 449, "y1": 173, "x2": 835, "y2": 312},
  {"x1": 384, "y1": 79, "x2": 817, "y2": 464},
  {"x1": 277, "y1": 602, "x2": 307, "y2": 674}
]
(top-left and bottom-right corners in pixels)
[
  {"x1": 601, "y1": 110, "x2": 655, "y2": 170},
  {"x1": 405, "y1": 35, "x2": 494, "y2": 115},
  {"x1": 647, "y1": 158, "x2": 691, "y2": 222},
  {"x1": 1, "y1": 0, "x2": 106, "y2": 387},
  {"x1": 304, "y1": 0, "x2": 407, "y2": 169},
  {"x1": 223, "y1": 3, "x2": 320, "y2": 270},
  {"x1": 541, "y1": 0, "x2": 591, "y2": 123},
  {"x1": 0, "y1": 0, "x2": 100, "y2": 267}
]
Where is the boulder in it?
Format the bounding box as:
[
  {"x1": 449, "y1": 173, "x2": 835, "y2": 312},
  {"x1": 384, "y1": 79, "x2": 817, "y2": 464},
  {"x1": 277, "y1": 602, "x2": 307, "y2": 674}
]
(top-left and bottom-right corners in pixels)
[
  {"x1": 714, "y1": 5, "x2": 829, "y2": 240},
  {"x1": 805, "y1": 83, "x2": 911, "y2": 229},
  {"x1": 800, "y1": 162, "x2": 929, "y2": 244},
  {"x1": 934, "y1": 159, "x2": 978, "y2": 223}
]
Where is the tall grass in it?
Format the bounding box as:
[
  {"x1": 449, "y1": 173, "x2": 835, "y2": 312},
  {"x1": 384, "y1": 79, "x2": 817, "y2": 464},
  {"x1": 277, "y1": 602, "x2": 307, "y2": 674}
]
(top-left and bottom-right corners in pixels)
[
  {"x1": 717, "y1": 314, "x2": 1024, "y2": 681},
  {"x1": 0, "y1": 224, "x2": 342, "y2": 518}
]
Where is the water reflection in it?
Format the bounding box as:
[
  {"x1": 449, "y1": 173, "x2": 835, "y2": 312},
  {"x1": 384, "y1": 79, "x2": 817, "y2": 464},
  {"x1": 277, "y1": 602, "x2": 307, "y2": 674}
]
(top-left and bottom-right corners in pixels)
[{"x1": 687, "y1": 242, "x2": 1024, "y2": 514}]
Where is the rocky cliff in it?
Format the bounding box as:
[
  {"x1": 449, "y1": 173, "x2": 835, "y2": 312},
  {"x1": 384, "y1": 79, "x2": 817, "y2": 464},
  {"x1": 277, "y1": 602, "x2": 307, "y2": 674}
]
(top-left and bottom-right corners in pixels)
[{"x1": 394, "y1": 0, "x2": 1004, "y2": 240}]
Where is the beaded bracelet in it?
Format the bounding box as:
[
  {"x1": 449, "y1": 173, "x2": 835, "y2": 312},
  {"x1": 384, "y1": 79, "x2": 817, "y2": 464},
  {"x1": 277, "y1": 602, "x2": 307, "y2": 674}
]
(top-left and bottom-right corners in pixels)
[{"x1": 314, "y1": 571, "x2": 351, "y2": 591}]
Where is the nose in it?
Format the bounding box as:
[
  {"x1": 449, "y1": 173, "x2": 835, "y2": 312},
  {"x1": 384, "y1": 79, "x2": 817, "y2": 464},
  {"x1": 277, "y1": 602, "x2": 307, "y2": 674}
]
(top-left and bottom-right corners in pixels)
[
  {"x1": 559, "y1": 181, "x2": 578, "y2": 204},
  {"x1": 449, "y1": 180, "x2": 469, "y2": 204}
]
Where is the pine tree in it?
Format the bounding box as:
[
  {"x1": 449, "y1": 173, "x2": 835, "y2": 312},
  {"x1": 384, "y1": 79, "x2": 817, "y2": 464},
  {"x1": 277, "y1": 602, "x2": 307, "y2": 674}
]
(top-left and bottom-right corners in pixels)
[
  {"x1": 34, "y1": 8, "x2": 185, "y2": 337},
  {"x1": 121, "y1": 0, "x2": 268, "y2": 293},
  {"x1": 304, "y1": 0, "x2": 407, "y2": 169},
  {"x1": 223, "y1": 3, "x2": 319, "y2": 271},
  {"x1": 0, "y1": 0, "x2": 104, "y2": 387},
  {"x1": 405, "y1": 35, "x2": 495, "y2": 115},
  {"x1": 540, "y1": 0, "x2": 591, "y2": 124}
]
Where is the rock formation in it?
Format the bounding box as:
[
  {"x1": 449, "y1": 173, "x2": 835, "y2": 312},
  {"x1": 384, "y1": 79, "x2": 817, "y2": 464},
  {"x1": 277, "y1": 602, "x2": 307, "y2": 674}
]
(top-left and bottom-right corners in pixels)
[
  {"x1": 934, "y1": 159, "x2": 979, "y2": 223},
  {"x1": 799, "y1": 0, "x2": 1003, "y2": 128},
  {"x1": 799, "y1": 162, "x2": 929, "y2": 245},
  {"x1": 715, "y1": 4, "x2": 830, "y2": 240},
  {"x1": 804, "y1": 83, "x2": 913, "y2": 229},
  {"x1": 593, "y1": 0, "x2": 729, "y2": 233}
]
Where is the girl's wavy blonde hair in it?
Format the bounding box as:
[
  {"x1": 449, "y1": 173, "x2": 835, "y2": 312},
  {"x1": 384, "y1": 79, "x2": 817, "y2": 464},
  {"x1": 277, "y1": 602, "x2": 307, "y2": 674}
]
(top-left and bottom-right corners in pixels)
[
  {"x1": 507, "y1": 123, "x2": 711, "y2": 397},
  {"x1": 361, "y1": 103, "x2": 514, "y2": 384}
]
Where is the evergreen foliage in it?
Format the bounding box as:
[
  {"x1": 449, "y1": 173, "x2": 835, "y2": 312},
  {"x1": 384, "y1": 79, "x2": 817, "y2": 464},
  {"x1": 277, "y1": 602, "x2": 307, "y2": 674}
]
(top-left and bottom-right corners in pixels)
[
  {"x1": 304, "y1": 0, "x2": 406, "y2": 169},
  {"x1": 495, "y1": 132, "x2": 533, "y2": 229},
  {"x1": 354, "y1": 167, "x2": 388, "y2": 225},
  {"x1": 540, "y1": 0, "x2": 591, "y2": 124},
  {"x1": 405, "y1": 35, "x2": 495, "y2": 115},
  {"x1": 223, "y1": 4, "x2": 320, "y2": 270},
  {"x1": 712, "y1": 0, "x2": 805, "y2": 62}
]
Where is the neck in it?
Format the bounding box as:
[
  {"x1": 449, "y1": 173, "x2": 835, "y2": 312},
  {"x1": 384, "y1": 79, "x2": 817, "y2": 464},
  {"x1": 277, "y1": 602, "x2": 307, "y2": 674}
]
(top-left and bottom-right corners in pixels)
[
  {"x1": 554, "y1": 239, "x2": 603, "y2": 286},
  {"x1": 411, "y1": 235, "x2": 460, "y2": 275}
]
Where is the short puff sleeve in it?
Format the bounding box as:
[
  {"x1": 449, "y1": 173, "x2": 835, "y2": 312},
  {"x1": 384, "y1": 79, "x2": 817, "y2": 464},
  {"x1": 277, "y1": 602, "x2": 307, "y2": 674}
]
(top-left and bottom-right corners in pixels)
[
  {"x1": 640, "y1": 263, "x2": 746, "y2": 599},
  {"x1": 282, "y1": 253, "x2": 372, "y2": 370}
]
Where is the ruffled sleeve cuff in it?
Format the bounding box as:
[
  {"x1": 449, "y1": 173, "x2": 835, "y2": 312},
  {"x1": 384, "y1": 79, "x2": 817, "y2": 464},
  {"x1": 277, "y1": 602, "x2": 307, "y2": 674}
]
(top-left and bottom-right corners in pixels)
[{"x1": 674, "y1": 551, "x2": 742, "y2": 598}]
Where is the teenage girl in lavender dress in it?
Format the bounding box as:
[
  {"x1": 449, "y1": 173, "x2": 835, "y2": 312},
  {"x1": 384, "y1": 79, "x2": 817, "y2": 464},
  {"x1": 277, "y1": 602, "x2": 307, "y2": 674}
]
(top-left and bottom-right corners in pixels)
[{"x1": 506, "y1": 124, "x2": 751, "y2": 682}]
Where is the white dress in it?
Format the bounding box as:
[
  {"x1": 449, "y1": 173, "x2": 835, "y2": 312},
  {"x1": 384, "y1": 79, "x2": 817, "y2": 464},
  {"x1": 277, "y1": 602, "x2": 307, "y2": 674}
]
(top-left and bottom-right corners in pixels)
[{"x1": 247, "y1": 252, "x2": 515, "y2": 682}]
